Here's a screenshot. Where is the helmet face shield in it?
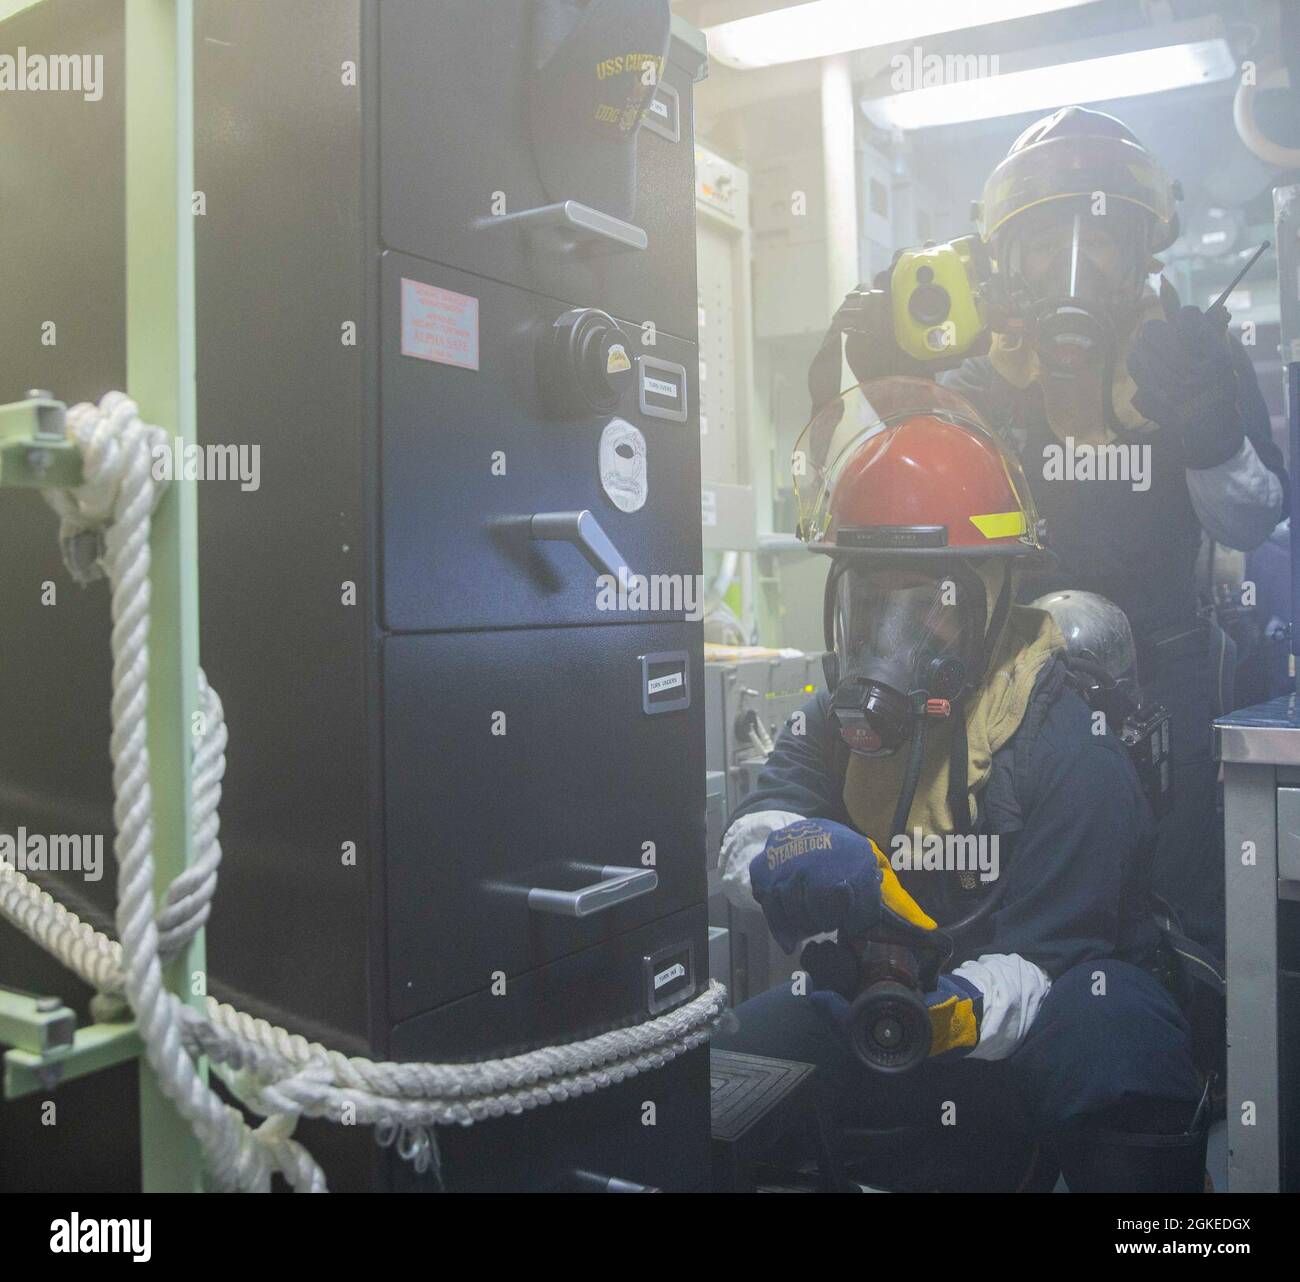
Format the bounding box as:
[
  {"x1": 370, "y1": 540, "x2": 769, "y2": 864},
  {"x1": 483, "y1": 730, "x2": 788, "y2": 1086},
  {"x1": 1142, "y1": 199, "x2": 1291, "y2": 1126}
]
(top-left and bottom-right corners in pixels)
[
  {"x1": 834, "y1": 564, "x2": 985, "y2": 697},
  {"x1": 976, "y1": 109, "x2": 1180, "y2": 377},
  {"x1": 790, "y1": 377, "x2": 1049, "y2": 757},
  {"x1": 792, "y1": 378, "x2": 1045, "y2": 557},
  {"x1": 1003, "y1": 202, "x2": 1145, "y2": 306}
]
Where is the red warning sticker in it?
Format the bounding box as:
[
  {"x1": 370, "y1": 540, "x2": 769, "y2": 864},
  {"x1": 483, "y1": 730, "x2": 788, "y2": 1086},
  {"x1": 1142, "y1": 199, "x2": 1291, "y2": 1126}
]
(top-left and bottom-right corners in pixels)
[{"x1": 400, "y1": 278, "x2": 480, "y2": 370}]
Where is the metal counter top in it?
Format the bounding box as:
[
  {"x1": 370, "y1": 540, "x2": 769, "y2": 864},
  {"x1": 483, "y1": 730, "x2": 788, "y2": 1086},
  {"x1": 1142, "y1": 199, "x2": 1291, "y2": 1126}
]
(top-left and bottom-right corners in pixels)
[{"x1": 1217, "y1": 695, "x2": 1300, "y2": 765}]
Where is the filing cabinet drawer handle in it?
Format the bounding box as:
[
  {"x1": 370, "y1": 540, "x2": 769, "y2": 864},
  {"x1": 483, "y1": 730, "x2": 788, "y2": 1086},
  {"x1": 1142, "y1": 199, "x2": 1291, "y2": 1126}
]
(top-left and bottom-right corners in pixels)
[
  {"x1": 476, "y1": 200, "x2": 648, "y2": 253},
  {"x1": 527, "y1": 866, "x2": 658, "y2": 918},
  {"x1": 530, "y1": 510, "x2": 628, "y2": 579},
  {"x1": 573, "y1": 1170, "x2": 661, "y2": 1193}
]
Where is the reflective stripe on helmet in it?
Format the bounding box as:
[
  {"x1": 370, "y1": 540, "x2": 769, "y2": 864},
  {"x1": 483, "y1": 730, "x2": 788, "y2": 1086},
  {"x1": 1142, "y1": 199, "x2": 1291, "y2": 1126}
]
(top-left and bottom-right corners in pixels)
[{"x1": 969, "y1": 510, "x2": 1029, "y2": 540}]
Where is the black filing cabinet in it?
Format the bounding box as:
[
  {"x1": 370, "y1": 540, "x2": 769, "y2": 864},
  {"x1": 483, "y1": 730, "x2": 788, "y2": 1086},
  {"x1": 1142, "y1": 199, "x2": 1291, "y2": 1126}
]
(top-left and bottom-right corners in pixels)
[{"x1": 0, "y1": 0, "x2": 710, "y2": 1193}]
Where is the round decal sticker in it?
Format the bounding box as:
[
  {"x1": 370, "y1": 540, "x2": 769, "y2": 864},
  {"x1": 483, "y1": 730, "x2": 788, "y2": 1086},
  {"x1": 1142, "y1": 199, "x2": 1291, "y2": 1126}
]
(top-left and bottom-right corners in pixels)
[{"x1": 599, "y1": 417, "x2": 648, "y2": 513}]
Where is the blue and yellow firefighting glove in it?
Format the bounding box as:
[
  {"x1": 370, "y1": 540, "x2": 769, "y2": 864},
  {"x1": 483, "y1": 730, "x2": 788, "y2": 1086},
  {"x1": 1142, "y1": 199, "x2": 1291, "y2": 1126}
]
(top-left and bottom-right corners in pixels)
[
  {"x1": 920, "y1": 973, "x2": 984, "y2": 1060},
  {"x1": 748, "y1": 820, "x2": 889, "y2": 953},
  {"x1": 751, "y1": 819, "x2": 983, "y2": 1060},
  {"x1": 1126, "y1": 305, "x2": 1242, "y2": 470}
]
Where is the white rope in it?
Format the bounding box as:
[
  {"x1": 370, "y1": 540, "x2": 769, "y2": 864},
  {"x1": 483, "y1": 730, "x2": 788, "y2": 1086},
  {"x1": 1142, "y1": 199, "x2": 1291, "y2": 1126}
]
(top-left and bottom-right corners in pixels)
[
  {"x1": 35, "y1": 393, "x2": 317, "y2": 1192},
  {"x1": 0, "y1": 392, "x2": 726, "y2": 1192}
]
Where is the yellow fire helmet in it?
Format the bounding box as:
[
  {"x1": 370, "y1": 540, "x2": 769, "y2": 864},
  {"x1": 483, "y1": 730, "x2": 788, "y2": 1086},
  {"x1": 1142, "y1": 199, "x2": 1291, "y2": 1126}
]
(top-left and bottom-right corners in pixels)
[{"x1": 975, "y1": 106, "x2": 1181, "y2": 255}]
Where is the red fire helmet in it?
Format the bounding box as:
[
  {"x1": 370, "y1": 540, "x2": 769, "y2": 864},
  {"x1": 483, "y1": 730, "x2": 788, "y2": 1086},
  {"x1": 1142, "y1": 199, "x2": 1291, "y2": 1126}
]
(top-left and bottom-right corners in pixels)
[{"x1": 793, "y1": 377, "x2": 1049, "y2": 561}]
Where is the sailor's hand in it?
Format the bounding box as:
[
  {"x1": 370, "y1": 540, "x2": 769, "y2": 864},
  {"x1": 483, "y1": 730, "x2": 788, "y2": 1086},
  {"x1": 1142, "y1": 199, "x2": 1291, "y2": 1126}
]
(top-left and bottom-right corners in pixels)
[
  {"x1": 748, "y1": 820, "x2": 886, "y2": 953},
  {"x1": 1127, "y1": 305, "x2": 1242, "y2": 469}
]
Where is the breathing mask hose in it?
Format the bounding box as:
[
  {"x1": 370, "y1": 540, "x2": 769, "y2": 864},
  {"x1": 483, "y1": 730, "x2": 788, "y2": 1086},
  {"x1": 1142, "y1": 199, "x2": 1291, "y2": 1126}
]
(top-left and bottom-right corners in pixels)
[
  {"x1": 930, "y1": 703, "x2": 1004, "y2": 935},
  {"x1": 939, "y1": 866, "x2": 1012, "y2": 937},
  {"x1": 890, "y1": 706, "x2": 928, "y2": 840},
  {"x1": 1067, "y1": 654, "x2": 1119, "y2": 690}
]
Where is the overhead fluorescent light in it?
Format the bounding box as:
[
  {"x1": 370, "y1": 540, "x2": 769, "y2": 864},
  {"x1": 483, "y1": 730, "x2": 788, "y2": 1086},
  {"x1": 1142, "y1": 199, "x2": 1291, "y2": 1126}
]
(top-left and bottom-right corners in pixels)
[
  {"x1": 704, "y1": 0, "x2": 1103, "y2": 71},
  {"x1": 861, "y1": 39, "x2": 1237, "y2": 130}
]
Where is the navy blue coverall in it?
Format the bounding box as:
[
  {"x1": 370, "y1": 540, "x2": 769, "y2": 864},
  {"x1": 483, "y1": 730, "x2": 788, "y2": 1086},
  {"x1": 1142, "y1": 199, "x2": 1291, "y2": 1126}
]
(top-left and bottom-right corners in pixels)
[{"x1": 715, "y1": 660, "x2": 1201, "y2": 1191}]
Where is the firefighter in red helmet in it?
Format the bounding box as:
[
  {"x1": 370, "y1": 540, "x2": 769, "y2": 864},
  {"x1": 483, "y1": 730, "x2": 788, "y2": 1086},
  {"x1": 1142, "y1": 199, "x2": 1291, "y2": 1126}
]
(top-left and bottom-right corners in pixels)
[
  {"x1": 712, "y1": 379, "x2": 1208, "y2": 1193},
  {"x1": 804, "y1": 379, "x2": 1049, "y2": 766}
]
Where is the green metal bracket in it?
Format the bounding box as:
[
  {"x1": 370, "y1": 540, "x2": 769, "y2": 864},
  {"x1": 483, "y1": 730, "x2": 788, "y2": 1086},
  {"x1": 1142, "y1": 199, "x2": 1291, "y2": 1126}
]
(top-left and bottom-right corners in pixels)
[
  {"x1": 0, "y1": 393, "x2": 83, "y2": 490},
  {"x1": 0, "y1": 984, "x2": 76, "y2": 1057},
  {"x1": 670, "y1": 15, "x2": 709, "y2": 83},
  {"x1": 0, "y1": 982, "x2": 141, "y2": 1101},
  {"x1": 5, "y1": 1024, "x2": 144, "y2": 1101}
]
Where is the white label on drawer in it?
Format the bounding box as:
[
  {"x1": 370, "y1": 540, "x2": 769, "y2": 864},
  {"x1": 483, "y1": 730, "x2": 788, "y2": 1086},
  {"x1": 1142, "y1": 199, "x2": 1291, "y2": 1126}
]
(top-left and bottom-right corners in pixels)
[
  {"x1": 654, "y1": 962, "x2": 686, "y2": 989},
  {"x1": 400, "y1": 278, "x2": 479, "y2": 370},
  {"x1": 647, "y1": 671, "x2": 684, "y2": 695},
  {"x1": 643, "y1": 374, "x2": 679, "y2": 399},
  {"x1": 701, "y1": 488, "x2": 717, "y2": 527}
]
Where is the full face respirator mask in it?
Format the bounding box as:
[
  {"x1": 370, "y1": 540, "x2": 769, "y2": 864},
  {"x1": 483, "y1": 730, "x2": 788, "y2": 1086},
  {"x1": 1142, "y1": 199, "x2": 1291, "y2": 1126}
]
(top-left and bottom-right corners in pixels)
[
  {"x1": 791, "y1": 382, "x2": 1045, "y2": 775},
  {"x1": 991, "y1": 202, "x2": 1147, "y2": 384},
  {"x1": 824, "y1": 559, "x2": 995, "y2": 757}
]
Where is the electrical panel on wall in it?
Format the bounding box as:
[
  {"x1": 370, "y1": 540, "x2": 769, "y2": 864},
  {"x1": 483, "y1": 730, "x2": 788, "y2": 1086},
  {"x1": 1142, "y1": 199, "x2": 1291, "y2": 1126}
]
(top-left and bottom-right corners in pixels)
[
  {"x1": 751, "y1": 150, "x2": 832, "y2": 339},
  {"x1": 858, "y1": 137, "x2": 894, "y2": 278},
  {"x1": 696, "y1": 143, "x2": 758, "y2": 551}
]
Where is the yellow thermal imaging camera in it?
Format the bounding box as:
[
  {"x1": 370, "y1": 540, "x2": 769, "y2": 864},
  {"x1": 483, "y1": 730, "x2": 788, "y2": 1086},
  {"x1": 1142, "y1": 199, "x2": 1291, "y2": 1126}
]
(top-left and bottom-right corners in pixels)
[
  {"x1": 889, "y1": 236, "x2": 991, "y2": 364},
  {"x1": 810, "y1": 235, "x2": 996, "y2": 410}
]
